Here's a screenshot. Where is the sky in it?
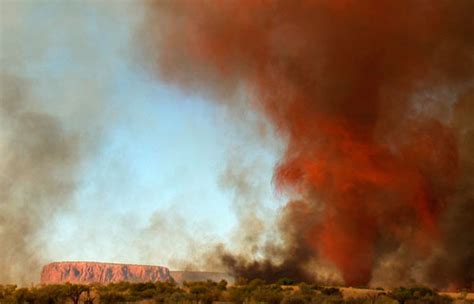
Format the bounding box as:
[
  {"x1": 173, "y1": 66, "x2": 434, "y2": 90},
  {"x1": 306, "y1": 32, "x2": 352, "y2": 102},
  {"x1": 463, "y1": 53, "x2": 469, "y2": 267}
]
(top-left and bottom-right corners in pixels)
[{"x1": 0, "y1": 0, "x2": 285, "y2": 273}]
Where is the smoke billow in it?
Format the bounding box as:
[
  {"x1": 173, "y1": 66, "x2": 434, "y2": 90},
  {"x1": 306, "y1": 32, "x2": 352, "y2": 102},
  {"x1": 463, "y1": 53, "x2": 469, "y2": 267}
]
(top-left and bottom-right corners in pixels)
[
  {"x1": 424, "y1": 89, "x2": 474, "y2": 289},
  {"x1": 141, "y1": 0, "x2": 474, "y2": 287},
  {"x1": 0, "y1": 2, "x2": 130, "y2": 284},
  {"x1": 0, "y1": 74, "x2": 80, "y2": 284}
]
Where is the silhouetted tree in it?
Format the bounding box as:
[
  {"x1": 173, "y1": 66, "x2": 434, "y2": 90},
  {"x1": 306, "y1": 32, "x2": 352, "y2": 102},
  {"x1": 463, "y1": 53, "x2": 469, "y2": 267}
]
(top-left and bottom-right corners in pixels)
[{"x1": 63, "y1": 283, "x2": 89, "y2": 304}]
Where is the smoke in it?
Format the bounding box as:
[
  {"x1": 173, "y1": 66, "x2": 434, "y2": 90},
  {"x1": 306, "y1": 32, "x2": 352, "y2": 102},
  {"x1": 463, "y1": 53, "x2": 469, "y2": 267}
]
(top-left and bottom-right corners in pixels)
[
  {"x1": 0, "y1": 74, "x2": 81, "y2": 284},
  {"x1": 216, "y1": 198, "x2": 341, "y2": 284},
  {"x1": 424, "y1": 89, "x2": 474, "y2": 289},
  {"x1": 140, "y1": 0, "x2": 474, "y2": 287},
  {"x1": 0, "y1": 1, "x2": 133, "y2": 284}
]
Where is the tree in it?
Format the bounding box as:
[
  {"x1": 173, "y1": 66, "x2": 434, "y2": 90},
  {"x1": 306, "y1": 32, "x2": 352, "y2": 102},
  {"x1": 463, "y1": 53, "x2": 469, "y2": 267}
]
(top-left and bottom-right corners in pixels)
[
  {"x1": 13, "y1": 287, "x2": 35, "y2": 304},
  {"x1": 218, "y1": 279, "x2": 228, "y2": 291},
  {"x1": 98, "y1": 291, "x2": 126, "y2": 304},
  {"x1": 63, "y1": 283, "x2": 89, "y2": 304},
  {"x1": 83, "y1": 288, "x2": 95, "y2": 304},
  {"x1": 34, "y1": 285, "x2": 66, "y2": 304},
  {"x1": 0, "y1": 284, "x2": 17, "y2": 303}
]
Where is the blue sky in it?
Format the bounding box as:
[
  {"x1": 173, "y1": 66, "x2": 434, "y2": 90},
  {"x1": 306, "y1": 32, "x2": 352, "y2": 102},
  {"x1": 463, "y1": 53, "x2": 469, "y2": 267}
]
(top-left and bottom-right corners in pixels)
[{"x1": 1, "y1": 1, "x2": 285, "y2": 268}]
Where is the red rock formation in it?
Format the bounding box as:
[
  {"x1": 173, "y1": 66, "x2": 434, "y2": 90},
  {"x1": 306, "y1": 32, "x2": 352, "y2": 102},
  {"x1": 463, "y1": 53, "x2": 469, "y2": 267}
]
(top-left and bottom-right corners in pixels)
[{"x1": 41, "y1": 262, "x2": 170, "y2": 284}]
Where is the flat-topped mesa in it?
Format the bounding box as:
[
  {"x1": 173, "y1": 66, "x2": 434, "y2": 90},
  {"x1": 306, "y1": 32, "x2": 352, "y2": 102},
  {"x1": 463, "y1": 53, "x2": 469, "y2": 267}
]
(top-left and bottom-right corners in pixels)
[{"x1": 41, "y1": 261, "x2": 171, "y2": 284}]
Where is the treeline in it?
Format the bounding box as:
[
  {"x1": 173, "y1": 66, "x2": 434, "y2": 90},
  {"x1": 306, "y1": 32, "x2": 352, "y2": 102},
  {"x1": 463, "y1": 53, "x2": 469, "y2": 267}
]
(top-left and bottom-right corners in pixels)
[{"x1": 0, "y1": 280, "x2": 457, "y2": 304}]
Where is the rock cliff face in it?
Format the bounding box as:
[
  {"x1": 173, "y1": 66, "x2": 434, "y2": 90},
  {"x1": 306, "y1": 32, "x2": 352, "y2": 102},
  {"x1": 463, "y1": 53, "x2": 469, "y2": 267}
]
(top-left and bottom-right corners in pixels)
[{"x1": 41, "y1": 262, "x2": 171, "y2": 284}]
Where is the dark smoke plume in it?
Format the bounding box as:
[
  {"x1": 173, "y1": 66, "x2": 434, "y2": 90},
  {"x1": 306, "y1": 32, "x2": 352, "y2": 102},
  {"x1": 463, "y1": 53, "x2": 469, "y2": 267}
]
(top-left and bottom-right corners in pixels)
[
  {"x1": 217, "y1": 198, "x2": 332, "y2": 284},
  {"x1": 141, "y1": 0, "x2": 474, "y2": 287}
]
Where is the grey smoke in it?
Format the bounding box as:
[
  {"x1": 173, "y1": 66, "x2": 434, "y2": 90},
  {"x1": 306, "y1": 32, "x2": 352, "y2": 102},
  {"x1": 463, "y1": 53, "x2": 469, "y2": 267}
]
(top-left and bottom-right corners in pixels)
[
  {"x1": 0, "y1": 74, "x2": 80, "y2": 284},
  {"x1": 0, "y1": 1, "x2": 132, "y2": 284}
]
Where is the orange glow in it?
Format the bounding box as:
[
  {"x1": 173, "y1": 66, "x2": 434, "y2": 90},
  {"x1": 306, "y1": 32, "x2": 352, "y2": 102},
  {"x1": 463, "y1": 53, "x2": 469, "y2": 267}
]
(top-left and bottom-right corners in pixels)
[{"x1": 148, "y1": 0, "x2": 471, "y2": 286}]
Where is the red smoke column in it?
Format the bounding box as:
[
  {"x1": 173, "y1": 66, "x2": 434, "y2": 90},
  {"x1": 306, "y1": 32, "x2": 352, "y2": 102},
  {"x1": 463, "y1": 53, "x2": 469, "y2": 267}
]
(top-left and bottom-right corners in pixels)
[{"x1": 147, "y1": 0, "x2": 473, "y2": 285}]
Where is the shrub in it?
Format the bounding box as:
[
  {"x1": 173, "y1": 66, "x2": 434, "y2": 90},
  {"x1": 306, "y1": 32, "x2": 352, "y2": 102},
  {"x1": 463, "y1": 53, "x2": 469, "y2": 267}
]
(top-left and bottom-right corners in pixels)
[
  {"x1": 251, "y1": 286, "x2": 284, "y2": 304},
  {"x1": 13, "y1": 287, "x2": 36, "y2": 304},
  {"x1": 278, "y1": 278, "x2": 296, "y2": 286},
  {"x1": 344, "y1": 298, "x2": 368, "y2": 304},
  {"x1": 0, "y1": 284, "x2": 17, "y2": 303},
  {"x1": 162, "y1": 291, "x2": 192, "y2": 304},
  {"x1": 248, "y1": 278, "x2": 266, "y2": 289},
  {"x1": 227, "y1": 286, "x2": 248, "y2": 304},
  {"x1": 321, "y1": 287, "x2": 342, "y2": 296},
  {"x1": 218, "y1": 279, "x2": 228, "y2": 291},
  {"x1": 98, "y1": 290, "x2": 127, "y2": 304},
  {"x1": 281, "y1": 293, "x2": 309, "y2": 304},
  {"x1": 389, "y1": 287, "x2": 452, "y2": 304},
  {"x1": 35, "y1": 284, "x2": 68, "y2": 304},
  {"x1": 298, "y1": 282, "x2": 317, "y2": 297}
]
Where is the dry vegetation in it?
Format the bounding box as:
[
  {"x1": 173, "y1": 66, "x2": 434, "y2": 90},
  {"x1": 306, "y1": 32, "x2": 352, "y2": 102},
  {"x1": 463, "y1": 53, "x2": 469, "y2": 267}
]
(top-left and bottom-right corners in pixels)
[{"x1": 1, "y1": 280, "x2": 472, "y2": 304}]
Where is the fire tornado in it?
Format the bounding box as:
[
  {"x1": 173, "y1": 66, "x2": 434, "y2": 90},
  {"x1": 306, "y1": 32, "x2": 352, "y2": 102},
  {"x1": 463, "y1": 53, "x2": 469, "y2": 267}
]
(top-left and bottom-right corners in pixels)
[{"x1": 141, "y1": 0, "x2": 474, "y2": 288}]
